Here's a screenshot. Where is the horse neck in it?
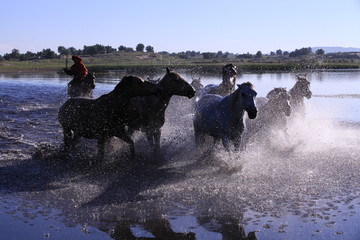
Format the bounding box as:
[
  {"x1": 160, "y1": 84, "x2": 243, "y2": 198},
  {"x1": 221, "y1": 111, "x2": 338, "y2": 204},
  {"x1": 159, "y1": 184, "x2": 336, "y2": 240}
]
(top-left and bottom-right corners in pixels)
[
  {"x1": 218, "y1": 75, "x2": 235, "y2": 92},
  {"x1": 157, "y1": 78, "x2": 175, "y2": 104},
  {"x1": 220, "y1": 90, "x2": 245, "y2": 118},
  {"x1": 263, "y1": 99, "x2": 282, "y2": 116},
  {"x1": 289, "y1": 83, "x2": 304, "y2": 102}
]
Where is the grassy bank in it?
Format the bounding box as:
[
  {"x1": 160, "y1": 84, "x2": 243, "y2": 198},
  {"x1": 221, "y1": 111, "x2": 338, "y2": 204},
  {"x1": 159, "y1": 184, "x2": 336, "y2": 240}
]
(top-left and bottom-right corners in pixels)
[{"x1": 1, "y1": 52, "x2": 359, "y2": 74}]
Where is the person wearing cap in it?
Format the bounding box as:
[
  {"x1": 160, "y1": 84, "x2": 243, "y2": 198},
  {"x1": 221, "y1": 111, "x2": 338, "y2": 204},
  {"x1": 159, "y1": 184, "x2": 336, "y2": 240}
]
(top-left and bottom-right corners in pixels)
[{"x1": 63, "y1": 55, "x2": 89, "y2": 82}]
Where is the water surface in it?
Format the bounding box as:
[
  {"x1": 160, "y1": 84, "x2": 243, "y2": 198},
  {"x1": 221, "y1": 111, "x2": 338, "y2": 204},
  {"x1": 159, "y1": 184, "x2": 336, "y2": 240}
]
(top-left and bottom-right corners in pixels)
[{"x1": 1, "y1": 70, "x2": 360, "y2": 239}]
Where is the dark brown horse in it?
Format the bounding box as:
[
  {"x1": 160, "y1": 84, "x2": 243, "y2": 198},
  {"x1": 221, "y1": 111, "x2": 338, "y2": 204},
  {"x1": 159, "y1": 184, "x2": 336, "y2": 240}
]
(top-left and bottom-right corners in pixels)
[
  {"x1": 125, "y1": 68, "x2": 196, "y2": 153},
  {"x1": 58, "y1": 76, "x2": 160, "y2": 159},
  {"x1": 68, "y1": 72, "x2": 96, "y2": 98}
]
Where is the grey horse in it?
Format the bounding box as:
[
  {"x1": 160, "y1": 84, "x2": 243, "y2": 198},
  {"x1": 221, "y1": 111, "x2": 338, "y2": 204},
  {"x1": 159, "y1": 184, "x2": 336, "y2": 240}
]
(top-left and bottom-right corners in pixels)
[{"x1": 193, "y1": 82, "x2": 257, "y2": 151}]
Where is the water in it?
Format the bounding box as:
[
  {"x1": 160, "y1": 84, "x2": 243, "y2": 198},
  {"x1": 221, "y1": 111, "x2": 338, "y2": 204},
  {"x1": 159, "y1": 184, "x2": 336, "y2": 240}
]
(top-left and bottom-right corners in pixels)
[{"x1": 1, "y1": 70, "x2": 360, "y2": 239}]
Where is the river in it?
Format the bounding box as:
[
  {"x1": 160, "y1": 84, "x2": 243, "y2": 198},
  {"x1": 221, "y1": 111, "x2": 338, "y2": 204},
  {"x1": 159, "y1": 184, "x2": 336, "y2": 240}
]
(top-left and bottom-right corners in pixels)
[{"x1": 1, "y1": 70, "x2": 360, "y2": 239}]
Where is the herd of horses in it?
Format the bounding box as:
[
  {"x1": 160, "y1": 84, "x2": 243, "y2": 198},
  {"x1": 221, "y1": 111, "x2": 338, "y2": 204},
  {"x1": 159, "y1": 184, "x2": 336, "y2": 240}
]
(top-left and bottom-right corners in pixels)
[{"x1": 58, "y1": 65, "x2": 312, "y2": 160}]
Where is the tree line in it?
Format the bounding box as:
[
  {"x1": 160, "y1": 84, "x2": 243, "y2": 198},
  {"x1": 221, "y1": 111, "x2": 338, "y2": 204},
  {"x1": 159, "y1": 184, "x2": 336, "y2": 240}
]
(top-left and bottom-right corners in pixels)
[
  {"x1": 0, "y1": 43, "x2": 155, "y2": 61},
  {"x1": 0, "y1": 43, "x2": 324, "y2": 61}
]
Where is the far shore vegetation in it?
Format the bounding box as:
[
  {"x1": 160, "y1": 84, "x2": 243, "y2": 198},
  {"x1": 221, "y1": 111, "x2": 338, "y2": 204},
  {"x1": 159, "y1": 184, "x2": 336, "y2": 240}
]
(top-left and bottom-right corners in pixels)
[{"x1": 1, "y1": 44, "x2": 360, "y2": 74}]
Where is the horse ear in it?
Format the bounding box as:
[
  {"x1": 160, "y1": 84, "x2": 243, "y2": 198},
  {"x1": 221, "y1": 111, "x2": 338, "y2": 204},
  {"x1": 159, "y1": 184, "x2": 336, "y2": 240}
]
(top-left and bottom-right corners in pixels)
[{"x1": 166, "y1": 67, "x2": 170, "y2": 73}]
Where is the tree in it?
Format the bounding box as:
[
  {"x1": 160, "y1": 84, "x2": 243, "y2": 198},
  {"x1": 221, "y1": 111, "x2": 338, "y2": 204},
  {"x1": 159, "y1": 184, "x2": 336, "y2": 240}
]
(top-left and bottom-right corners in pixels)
[
  {"x1": 216, "y1": 51, "x2": 224, "y2": 58},
  {"x1": 10, "y1": 49, "x2": 21, "y2": 59},
  {"x1": 38, "y1": 48, "x2": 57, "y2": 59},
  {"x1": 124, "y1": 47, "x2": 134, "y2": 52},
  {"x1": 136, "y1": 43, "x2": 145, "y2": 52},
  {"x1": 19, "y1": 51, "x2": 36, "y2": 61},
  {"x1": 145, "y1": 45, "x2": 154, "y2": 53},
  {"x1": 118, "y1": 45, "x2": 126, "y2": 51},
  {"x1": 57, "y1": 46, "x2": 68, "y2": 55},
  {"x1": 255, "y1": 51, "x2": 263, "y2": 58},
  {"x1": 289, "y1": 47, "x2": 312, "y2": 57},
  {"x1": 67, "y1": 47, "x2": 79, "y2": 55},
  {"x1": 276, "y1": 49, "x2": 283, "y2": 55},
  {"x1": 315, "y1": 49, "x2": 325, "y2": 55},
  {"x1": 202, "y1": 52, "x2": 216, "y2": 59},
  {"x1": 236, "y1": 52, "x2": 252, "y2": 59}
]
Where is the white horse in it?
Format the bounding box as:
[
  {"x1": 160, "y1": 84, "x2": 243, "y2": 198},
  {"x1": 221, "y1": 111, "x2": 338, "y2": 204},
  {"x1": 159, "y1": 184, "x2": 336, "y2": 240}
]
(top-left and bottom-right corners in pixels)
[
  {"x1": 193, "y1": 82, "x2": 257, "y2": 151},
  {"x1": 197, "y1": 63, "x2": 237, "y2": 100},
  {"x1": 289, "y1": 74, "x2": 312, "y2": 117}
]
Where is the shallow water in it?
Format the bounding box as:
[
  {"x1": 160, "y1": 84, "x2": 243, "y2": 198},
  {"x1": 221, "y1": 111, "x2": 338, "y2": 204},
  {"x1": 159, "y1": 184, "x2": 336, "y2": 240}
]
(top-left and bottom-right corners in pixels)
[{"x1": 1, "y1": 70, "x2": 360, "y2": 239}]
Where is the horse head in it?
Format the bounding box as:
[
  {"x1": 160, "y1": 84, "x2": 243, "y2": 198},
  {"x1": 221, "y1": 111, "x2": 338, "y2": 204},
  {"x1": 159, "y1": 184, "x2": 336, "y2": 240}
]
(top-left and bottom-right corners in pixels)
[
  {"x1": 159, "y1": 68, "x2": 196, "y2": 98},
  {"x1": 296, "y1": 74, "x2": 312, "y2": 99},
  {"x1": 218, "y1": 63, "x2": 237, "y2": 95},
  {"x1": 190, "y1": 77, "x2": 203, "y2": 92},
  {"x1": 222, "y1": 63, "x2": 237, "y2": 84},
  {"x1": 267, "y1": 87, "x2": 291, "y2": 117},
  {"x1": 114, "y1": 75, "x2": 161, "y2": 98},
  {"x1": 237, "y1": 82, "x2": 257, "y2": 119}
]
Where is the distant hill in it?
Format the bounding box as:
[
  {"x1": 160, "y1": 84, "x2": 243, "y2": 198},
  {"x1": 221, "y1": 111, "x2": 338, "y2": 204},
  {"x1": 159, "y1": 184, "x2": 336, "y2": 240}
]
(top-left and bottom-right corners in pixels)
[{"x1": 312, "y1": 46, "x2": 360, "y2": 53}]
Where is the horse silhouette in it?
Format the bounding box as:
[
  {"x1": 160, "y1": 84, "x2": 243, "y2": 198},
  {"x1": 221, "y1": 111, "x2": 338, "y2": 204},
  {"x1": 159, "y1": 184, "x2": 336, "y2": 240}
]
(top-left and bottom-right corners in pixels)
[
  {"x1": 193, "y1": 82, "x2": 257, "y2": 151},
  {"x1": 58, "y1": 76, "x2": 160, "y2": 159},
  {"x1": 125, "y1": 68, "x2": 196, "y2": 153}
]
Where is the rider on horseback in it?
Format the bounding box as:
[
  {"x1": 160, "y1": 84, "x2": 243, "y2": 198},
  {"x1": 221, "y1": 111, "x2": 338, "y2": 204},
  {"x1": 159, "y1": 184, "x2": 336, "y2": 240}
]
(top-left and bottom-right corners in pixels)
[
  {"x1": 63, "y1": 55, "x2": 88, "y2": 83},
  {"x1": 64, "y1": 55, "x2": 95, "y2": 98}
]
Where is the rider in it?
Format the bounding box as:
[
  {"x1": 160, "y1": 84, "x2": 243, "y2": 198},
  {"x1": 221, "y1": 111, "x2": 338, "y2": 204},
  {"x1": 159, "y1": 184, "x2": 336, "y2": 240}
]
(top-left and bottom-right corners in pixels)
[{"x1": 63, "y1": 55, "x2": 88, "y2": 83}]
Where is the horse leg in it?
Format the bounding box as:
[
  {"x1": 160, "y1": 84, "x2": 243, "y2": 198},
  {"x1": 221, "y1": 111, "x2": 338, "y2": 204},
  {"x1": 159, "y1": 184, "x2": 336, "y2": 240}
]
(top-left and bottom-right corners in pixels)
[
  {"x1": 62, "y1": 127, "x2": 73, "y2": 151},
  {"x1": 153, "y1": 129, "x2": 161, "y2": 154},
  {"x1": 221, "y1": 137, "x2": 231, "y2": 151},
  {"x1": 194, "y1": 130, "x2": 205, "y2": 147},
  {"x1": 97, "y1": 137, "x2": 107, "y2": 160},
  {"x1": 114, "y1": 127, "x2": 135, "y2": 158},
  {"x1": 233, "y1": 135, "x2": 242, "y2": 151},
  {"x1": 145, "y1": 131, "x2": 155, "y2": 152},
  {"x1": 62, "y1": 128, "x2": 81, "y2": 152}
]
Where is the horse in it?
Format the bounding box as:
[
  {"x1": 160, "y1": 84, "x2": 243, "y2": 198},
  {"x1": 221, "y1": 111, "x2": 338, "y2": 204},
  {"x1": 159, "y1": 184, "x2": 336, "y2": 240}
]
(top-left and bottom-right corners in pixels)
[
  {"x1": 289, "y1": 74, "x2": 312, "y2": 117},
  {"x1": 197, "y1": 63, "x2": 237, "y2": 100},
  {"x1": 193, "y1": 82, "x2": 257, "y2": 151},
  {"x1": 125, "y1": 68, "x2": 196, "y2": 153},
  {"x1": 190, "y1": 77, "x2": 203, "y2": 92},
  {"x1": 68, "y1": 73, "x2": 96, "y2": 98},
  {"x1": 244, "y1": 87, "x2": 291, "y2": 145},
  {"x1": 58, "y1": 76, "x2": 160, "y2": 159}
]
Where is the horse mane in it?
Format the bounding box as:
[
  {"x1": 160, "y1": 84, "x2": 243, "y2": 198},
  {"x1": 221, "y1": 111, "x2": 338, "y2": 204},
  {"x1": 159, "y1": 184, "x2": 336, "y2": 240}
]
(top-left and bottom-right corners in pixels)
[
  {"x1": 290, "y1": 76, "x2": 310, "y2": 96},
  {"x1": 238, "y1": 81, "x2": 254, "y2": 89},
  {"x1": 114, "y1": 75, "x2": 144, "y2": 92},
  {"x1": 266, "y1": 87, "x2": 287, "y2": 99},
  {"x1": 222, "y1": 63, "x2": 237, "y2": 75}
]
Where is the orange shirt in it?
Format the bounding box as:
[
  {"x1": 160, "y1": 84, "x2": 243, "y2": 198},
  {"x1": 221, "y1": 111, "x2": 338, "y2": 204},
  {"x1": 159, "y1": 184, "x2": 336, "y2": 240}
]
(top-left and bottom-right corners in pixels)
[{"x1": 69, "y1": 61, "x2": 88, "y2": 79}]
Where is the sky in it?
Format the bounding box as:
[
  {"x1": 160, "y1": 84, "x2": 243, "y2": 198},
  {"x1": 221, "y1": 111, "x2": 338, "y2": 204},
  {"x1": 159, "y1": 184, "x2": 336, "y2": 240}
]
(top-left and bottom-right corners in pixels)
[{"x1": 1, "y1": 0, "x2": 360, "y2": 55}]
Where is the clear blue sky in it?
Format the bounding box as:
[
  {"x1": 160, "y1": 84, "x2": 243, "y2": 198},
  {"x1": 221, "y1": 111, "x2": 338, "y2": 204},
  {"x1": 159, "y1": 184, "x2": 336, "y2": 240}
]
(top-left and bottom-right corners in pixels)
[{"x1": 1, "y1": 0, "x2": 360, "y2": 55}]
